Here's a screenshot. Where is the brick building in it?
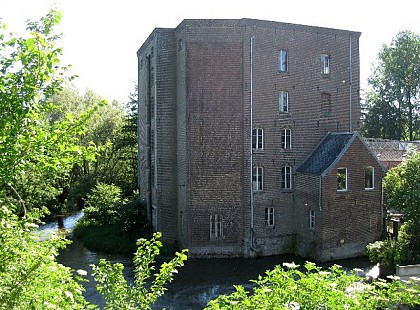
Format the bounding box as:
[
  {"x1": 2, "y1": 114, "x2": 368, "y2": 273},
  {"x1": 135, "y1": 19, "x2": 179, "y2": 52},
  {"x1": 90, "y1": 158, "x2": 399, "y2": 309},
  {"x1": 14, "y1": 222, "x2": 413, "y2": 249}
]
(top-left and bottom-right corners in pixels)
[{"x1": 137, "y1": 18, "x2": 384, "y2": 260}]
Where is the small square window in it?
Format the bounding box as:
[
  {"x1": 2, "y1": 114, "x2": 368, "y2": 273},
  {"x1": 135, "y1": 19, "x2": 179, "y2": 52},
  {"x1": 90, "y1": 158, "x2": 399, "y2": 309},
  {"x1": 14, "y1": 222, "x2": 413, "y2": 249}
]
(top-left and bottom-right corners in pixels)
[
  {"x1": 279, "y1": 91, "x2": 289, "y2": 113},
  {"x1": 309, "y1": 209, "x2": 315, "y2": 229},
  {"x1": 265, "y1": 208, "x2": 274, "y2": 226},
  {"x1": 279, "y1": 49, "x2": 288, "y2": 72},
  {"x1": 365, "y1": 166, "x2": 374, "y2": 190},
  {"x1": 252, "y1": 128, "x2": 263, "y2": 149},
  {"x1": 321, "y1": 54, "x2": 330, "y2": 74},
  {"x1": 253, "y1": 166, "x2": 263, "y2": 192},
  {"x1": 337, "y1": 167, "x2": 347, "y2": 191}
]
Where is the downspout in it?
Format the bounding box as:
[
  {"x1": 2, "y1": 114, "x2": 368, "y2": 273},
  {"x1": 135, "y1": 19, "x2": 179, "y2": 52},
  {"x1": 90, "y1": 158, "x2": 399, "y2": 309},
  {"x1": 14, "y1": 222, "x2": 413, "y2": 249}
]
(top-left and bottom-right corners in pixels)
[
  {"x1": 381, "y1": 179, "x2": 384, "y2": 234},
  {"x1": 349, "y1": 35, "x2": 353, "y2": 132},
  {"x1": 153, "y1": 41, "x2": 158, "y2": 231},
  {"x1": 153, "y1": 49, "x2": 158, "y2": 191},
  {"x1": 318, "y1": 176, "x2": 322, "y2": 211},
  {"x1": 250, "y1": 35, "x2": 256, "y2": 251}
]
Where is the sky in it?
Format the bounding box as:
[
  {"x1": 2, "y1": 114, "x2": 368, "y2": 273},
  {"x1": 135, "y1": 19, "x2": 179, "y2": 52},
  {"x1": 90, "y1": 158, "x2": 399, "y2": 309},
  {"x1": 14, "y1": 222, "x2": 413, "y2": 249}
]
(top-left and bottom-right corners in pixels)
[{"x1": 2, "y1": 0, "x2": 420, "y2": 103}]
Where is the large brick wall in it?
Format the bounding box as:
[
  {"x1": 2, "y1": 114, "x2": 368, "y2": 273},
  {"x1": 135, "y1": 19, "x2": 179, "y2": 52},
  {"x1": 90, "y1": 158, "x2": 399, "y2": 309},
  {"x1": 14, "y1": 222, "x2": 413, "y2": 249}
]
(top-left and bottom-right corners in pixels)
[
  {"x1": 295, "y1": 137, "x2": 384, "y2": 261},
  {"x1": 241, "y1": 19, "x2": 361, "y2": 256},
  {"x1": 183, "y1": 21, "x2": 245, "y2": 255},
  {"x1": 137, "y1": 19, "x2": 377, "y2": 259}
]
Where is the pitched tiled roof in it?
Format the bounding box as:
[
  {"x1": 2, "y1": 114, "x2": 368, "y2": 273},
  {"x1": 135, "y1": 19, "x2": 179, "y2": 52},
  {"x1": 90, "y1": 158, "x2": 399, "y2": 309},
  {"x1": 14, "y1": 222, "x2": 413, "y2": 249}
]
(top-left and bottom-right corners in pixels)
[
  {"x1": 364, "y1": 139, "x2": 420, "y2": 162},
  {"x1": 297, "y1": 132, "x2": 355, "y2": 175}
]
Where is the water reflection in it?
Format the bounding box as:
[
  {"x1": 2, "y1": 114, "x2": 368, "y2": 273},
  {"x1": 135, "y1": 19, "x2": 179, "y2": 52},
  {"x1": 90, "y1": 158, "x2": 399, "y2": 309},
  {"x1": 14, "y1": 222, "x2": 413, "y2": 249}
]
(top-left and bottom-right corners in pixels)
[{"x1": 42, "y1": 214, "x2": 374, "y2": 309}]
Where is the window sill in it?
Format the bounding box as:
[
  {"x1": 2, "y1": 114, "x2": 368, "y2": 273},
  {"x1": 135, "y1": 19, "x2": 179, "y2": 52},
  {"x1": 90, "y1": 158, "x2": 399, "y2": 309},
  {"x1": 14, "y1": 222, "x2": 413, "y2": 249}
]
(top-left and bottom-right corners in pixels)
[
  {"x1": 337, "y1": 189, "x2": 348, "y2": 193},
  {"x1": 253, "y1": 149, "x2": 264, "y2": 154},
  {"x1": 281, "y1": 189, "x2": 293, "y2": 193},
  {"x1": 364, "y1": 188, "x2": 375, "y2": 191}
]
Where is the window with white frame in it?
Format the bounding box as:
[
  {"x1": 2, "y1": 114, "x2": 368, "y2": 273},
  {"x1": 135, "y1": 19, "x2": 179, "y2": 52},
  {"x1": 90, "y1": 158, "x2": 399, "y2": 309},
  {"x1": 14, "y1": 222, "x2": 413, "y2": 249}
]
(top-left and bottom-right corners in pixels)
[
  {"x1": 279, "y1": 49, "x2": 288, "y2": 72},
  {"x1": 365, "y1": 166, "x2": 374, "y2": 190},
  {"x1": 337, "y1": 167, "x2": 347, "y2": 191},
  {"x1": 210, "y1": 214, "x2": 223, "y2": 238},
  {"x1": 309, "y1": 209, "x2": 315, "y2": 229},
  {"x1": 252, "y1": 127, "x2": 263, "y2": 150},
  {"x1": 321, "y1": 54, "x2": 330, "y2": 74},
  {"x1": 265, "y1": 207, "x2": 274, "y2": 226},
  {"x1": 281, "y1": 129, "x2": 291, "y2": 149},
  {"x1": 253, "y1": 166, "x2": 263, "y2": 192},
  {"x1": 279, "y1": 91, "x2": 289, "y2": 113},
  {"x1": 282, "y1": 165, "x2": 292, "y2": 189}
]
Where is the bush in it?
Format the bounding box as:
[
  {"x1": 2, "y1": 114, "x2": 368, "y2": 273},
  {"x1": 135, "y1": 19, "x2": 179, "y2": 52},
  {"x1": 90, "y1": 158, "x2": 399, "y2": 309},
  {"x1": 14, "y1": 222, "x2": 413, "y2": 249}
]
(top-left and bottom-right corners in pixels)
[
  {"x1": 366, "y1": 239, "x2": 397, "y2": 269},
  {"x1": 205, "y1": 261, "x2": 420, "y2": 309},
  {"x1": 366, "y1": 221, "x2": 420, "y2": 268},
  {"x1": 75, "y1": 186, "x2": 151, "y2": 254},
  {"x1": 83, "y1": 183, "x2": 125, "y2": 226}
]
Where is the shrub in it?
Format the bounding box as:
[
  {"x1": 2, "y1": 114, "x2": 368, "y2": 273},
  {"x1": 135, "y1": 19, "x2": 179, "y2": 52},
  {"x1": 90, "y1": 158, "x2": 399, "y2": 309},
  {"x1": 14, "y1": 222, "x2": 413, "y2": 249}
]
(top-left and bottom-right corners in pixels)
[
  {"x1": 366, "y1": 239, "x2": 397, "y2": 269},
  {"x1": 205, "y1": 262, "x2": 420, "y2": 309},
  {"x1": 83, "y1": 183, "x2": 125, "y2": 226},
  {"x1": 92, "y1": 232, "x2": 188, "y2": 309}
]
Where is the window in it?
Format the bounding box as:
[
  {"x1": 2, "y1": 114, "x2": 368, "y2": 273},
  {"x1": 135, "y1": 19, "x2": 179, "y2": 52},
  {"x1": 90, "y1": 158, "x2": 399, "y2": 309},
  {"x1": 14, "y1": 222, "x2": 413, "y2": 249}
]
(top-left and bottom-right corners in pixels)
[
  {"x1": 309, "y1": 209, "x2": 315, "y2": 229},
  {"x1": 279, "y1": 49, "x2": 288, "y2": 72},
  {"x1": 365, "y1": 166, "x2": 374, "y2": 189},
  {"x1": 252, "y1": 127, "x2": 263, "y2": 150},
  {"x1": 337, "y1": 167, "x2": 347, "y2": 191},
  {"x1": 321, "y1": 54, "x2": 330, "y2": 74},
  {"x1": 210, "y1": 214, "x2": 223, "y2": 238},
  {"x1": 282, "y1": 165, "x2": 292, "y2": 189},
  {"x1": 279, "y1": 91, "x2": 289, "y2": 113},
  {"x1": 253, "y1": 166, "x2": 263, "y2": 192},
  {"x1": 281, "y1": 129, "x2": 291, "y2": 149},
  {"x1": 265, "y1": 208, "x2": 274, "y2": 226},
  {"x1": 321, "y1": 93, "x2": 332, "y2": 116}
]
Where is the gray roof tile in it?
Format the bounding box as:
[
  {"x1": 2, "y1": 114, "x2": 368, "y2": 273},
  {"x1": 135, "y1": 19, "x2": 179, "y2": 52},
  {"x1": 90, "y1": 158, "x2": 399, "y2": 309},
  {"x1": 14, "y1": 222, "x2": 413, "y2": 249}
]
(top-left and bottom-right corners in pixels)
[{"x1": 297, "y1": 132, "x2": 355, "y2": 175}]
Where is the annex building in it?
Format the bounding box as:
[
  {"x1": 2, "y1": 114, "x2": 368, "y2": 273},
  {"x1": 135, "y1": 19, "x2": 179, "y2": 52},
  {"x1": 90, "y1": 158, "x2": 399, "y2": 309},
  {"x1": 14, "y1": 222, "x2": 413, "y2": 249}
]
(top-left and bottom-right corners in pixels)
[{"x1": 137, "y1": 18, "x2": 385, "y2": 261}]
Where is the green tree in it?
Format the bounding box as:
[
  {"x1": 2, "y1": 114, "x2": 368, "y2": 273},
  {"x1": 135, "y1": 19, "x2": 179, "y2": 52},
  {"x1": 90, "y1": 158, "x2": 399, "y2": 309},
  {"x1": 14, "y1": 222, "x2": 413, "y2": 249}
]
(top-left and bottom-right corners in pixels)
[
  {"x1": 384, "y1": 150, "x2": 420, "y2": 261},
  {"x1": 0, "y1": 9, "x2": 97, "y2": 309},
  {"x1": 92, "y1": 232, "x2": 187, "y2": 310},
  {"x1": 363, "y1": 30, "x2": 420, "y2": 141}
]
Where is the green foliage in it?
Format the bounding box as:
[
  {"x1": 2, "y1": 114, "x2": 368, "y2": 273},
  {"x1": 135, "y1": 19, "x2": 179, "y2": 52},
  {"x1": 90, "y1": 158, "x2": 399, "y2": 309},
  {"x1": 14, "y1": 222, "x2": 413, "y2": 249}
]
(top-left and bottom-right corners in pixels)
[
  {"x1": 92, "y1": 232, "x2": 188, "y2": 309},
  {"x1": 205, "y1": 262, "x2": 420, "y2": 309},
  {"x1": 385, "y1": 151, "x2": 420, "y2": 224},
  {"x1": 83, "y1": 182, "x2": 125, "y2": 226},
  {"x1": 52, "y1": 87, "x2": 138, "y2": 212},
  {"x1": 0, "y1": 9, "x2": 98, "y2": 308},
  {"x1": 363, "y1": 30, "x2": 420, "y2": 141},
  {"x1": 367, "y1": 151, "x2": 420, "y2": 267},
  {"x1": 75, "y1": 190, "x2": 150, "y2": 254},
  {"x1": 366, "y1": 239, "x2": 397, "y2": 268},
  {"x1": 0, "y1": 204, "x2": 95, "y2": 309},
  {"x1": 0, "y1": 9, "x2": 99, "y2": 214}
]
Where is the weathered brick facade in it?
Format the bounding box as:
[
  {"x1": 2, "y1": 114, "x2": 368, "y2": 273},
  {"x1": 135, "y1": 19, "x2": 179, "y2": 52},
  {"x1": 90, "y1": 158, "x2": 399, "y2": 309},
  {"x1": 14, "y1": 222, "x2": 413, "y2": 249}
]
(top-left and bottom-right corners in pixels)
[{"x1": 137, "y1": 18, "x2": 383, "y2": 260}]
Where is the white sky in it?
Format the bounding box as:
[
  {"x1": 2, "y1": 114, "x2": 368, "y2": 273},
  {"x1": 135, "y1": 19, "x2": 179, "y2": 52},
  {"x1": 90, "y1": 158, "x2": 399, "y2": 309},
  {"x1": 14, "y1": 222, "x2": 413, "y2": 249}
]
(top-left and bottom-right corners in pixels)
[{"x1": 2, "y1": 0, "x2": 420, "y2": 103}]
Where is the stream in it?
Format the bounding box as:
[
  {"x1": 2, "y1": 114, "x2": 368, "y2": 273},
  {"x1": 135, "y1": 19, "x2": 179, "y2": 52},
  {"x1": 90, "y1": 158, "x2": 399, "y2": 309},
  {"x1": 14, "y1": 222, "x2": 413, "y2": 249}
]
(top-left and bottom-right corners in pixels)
[{"x1": 39, "y1": 212, "x2": 374, "y2": 309}]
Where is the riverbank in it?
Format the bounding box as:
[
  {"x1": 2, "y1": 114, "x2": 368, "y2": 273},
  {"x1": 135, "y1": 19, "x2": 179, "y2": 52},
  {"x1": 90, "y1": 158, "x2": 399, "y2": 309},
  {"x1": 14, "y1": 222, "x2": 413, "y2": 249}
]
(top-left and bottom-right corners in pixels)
[{"x1": 44, "y1": 213, "x2": 376, "y2": 309}]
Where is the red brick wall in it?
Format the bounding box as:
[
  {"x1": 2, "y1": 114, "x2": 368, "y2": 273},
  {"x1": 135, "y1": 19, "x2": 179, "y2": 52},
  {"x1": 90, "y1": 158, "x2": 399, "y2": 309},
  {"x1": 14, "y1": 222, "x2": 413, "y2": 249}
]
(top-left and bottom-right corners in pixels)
[
  {"x1": 184, "y1": 21, "x2": 245, "y2": 255},
  {"x1": 319, "y1": 138, "x2": 383, "y2": 260}
]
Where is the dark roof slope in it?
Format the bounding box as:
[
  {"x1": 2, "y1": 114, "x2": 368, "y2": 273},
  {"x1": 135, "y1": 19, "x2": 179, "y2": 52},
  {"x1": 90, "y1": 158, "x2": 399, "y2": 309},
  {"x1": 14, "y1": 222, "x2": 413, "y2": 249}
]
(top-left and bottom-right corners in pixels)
[{"x1": 297, "y1": 132, "x2": 355, "y2": 175}]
